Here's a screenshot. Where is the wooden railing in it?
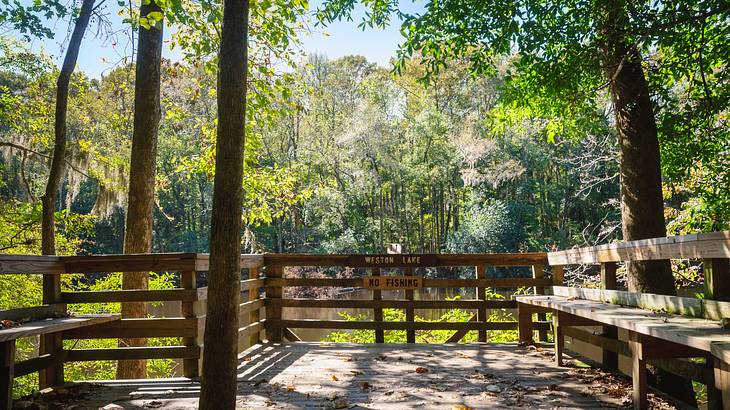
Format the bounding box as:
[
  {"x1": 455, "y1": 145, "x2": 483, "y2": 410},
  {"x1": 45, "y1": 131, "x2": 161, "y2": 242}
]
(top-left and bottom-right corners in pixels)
[
  {"x1": 261, "y1": 252, "x2": 553, "y2": 343},
  {"x1": 0, "y1": 253, "x2": 266, "y2": 392},
  {"x1": 4, "y1": 233, "x2": 726, "y2": 398},
  {"x1": 546, "y1": 231, "x2": 730, "y2": 388}
]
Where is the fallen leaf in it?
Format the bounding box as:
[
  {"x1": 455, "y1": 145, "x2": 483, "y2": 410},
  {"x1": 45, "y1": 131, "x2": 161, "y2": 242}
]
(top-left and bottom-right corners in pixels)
[
  {"x1": 331, "y1": 374, "x2": 339, "y2": 381},
  {"x1": 415, "y1": 367, "x2": 429, "y2": 373},
  {"x1": 287, "y1": 385, "x2": 296, "y2": 392}
]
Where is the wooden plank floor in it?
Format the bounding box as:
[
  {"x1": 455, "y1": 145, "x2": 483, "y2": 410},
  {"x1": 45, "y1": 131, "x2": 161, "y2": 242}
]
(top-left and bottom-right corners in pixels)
[{"x1": 80, "y1": 342, "x2": 631, "y2": 409}]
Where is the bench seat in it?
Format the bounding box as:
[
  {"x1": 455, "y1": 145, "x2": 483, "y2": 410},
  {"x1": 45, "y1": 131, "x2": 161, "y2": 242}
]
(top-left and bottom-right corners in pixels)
[
  {"x1": 515, "y1": 295, "x2": 730, "y2": 354},
  {"x1": 516, "y1": 294, "x2": 730, "y2": 409},
  {"x1": 0, "y1": 314, "x2": 120, "y2": 343}
]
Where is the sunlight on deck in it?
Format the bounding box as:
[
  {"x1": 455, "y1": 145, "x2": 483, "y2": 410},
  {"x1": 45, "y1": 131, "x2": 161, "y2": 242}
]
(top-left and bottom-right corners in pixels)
[{"x1": 83, "y1": 343, "x2": 627, "y2": 409}]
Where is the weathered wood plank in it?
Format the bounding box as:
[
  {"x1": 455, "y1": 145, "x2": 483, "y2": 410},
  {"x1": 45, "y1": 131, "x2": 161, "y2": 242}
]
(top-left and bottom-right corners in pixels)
[
  {"x1": 263, "y1": 253, "x2": 548, "y2": 267},
  {"x1": 237, "y1": 321, "x2": 265, "y2": 351},
  {"x1": 196, "y1": 278, "x2": 264, "y2": 300},
  {"x1": 0, "y1": 314, "x2": 119, "y2": 343},
  {"x1": 239, "y1": 299, "x2": 264, "y2": 317},
  {"x1": 265, "y1": 277, "x2": 552, "y2": 288},
  {"x1": 0, "y1": 304, "x2": 66, "y2": 322},
  {"x1": 267, "y1": 298, "x2": 517, "y2": 309},
  {"x1": 372, "y1": 268, "x2": 384, "y2": 343},
  {"x1": 193, "y1": 254, "x2": 264, "y2": 271},
  {"x1": 64, "y1": 253, "x2": 198, "y2": 273},
  {"x1": 14, "y1": 352, "x2": 65, "y2": 377},
  {"x1": 61, "y1": 289, "x2": 197, "y2": 303},
  {"x1": 65, "y1": 345, "x2": 199, "y2": 361},
  {"x1": 548, "y1": 232, "x2": 730, "y2": 265},
  {"x1": 0, "y1": 341, "x2": 15, "y2": 409},
  {"x1": 0, "y1": 255, "x2": 65, "y2": 274},
  {"x1": 62, "y1": 318, "x2": 196, "y2": 339},
  {"x1": 266, "y1": 266, "x2": 283, "y2": 342},
  {"x1": 269, "y1": 319, "x2": 550, "y2": 331}
]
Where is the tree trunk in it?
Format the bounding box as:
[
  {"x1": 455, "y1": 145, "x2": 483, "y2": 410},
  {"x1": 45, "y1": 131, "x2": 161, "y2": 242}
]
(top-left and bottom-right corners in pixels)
[
  {"x1": 41, "y1": 0, "x2": 96, "y2": 256},
  {"x1": 199, "y1": 0, "x2": 249, "y2": 408},
  {"x1": 598, "y1": 0, "x2": 695, "y2": 405},
  {"x1": 117, "y1": 0, "x2": 163, "y2": 379}
]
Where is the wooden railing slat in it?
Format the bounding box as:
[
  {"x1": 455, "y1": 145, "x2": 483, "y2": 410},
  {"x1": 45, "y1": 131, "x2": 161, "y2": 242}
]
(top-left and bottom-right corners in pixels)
[
  {"x1": 61, "y1": 289, "x2": 197, "y2": 303},
  {"x1": 264, "y1": 277, "x2": 552, "y2": 288}
]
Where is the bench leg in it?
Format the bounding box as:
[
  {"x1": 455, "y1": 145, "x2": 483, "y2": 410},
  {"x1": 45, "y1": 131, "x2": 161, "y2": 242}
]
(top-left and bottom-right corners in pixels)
[
  {"x1": 709, "y1": 358, "x2": 725, "y2": 410},
  {"x1": 714, "y1": 358, "x2": 730, "y2": 410},
  {"x1": 1, "y1": 340, "x2": 16, "y2": 409},
  {"x1": 553, "y1": 312, "x2": 564, "y2": 366},
  {"x1": 39, "y1": 333, "x2": 64, "y2": 388},
  {"x1": 602, "y1": 325, "x2": 619, "y2": 371},
  {"x1": 517, "y1": 303, "x2": 534, "y2": 344},
  {"x1": 629, "y1": 332, "x2": 648, "y2": 410}
]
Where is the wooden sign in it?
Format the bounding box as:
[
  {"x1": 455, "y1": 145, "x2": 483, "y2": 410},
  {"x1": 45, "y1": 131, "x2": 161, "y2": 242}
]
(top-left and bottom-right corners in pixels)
[
  {"x1": 348, "y1": 254, "x2": 437, "y2": 267},
  {"x1": 363, "y1": 276, "x2": 423, "y2": 290}
]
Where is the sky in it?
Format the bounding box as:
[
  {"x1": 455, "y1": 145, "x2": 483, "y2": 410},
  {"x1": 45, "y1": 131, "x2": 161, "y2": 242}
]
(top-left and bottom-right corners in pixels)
[{"x1": 21, "y1": 0, "x2": 425, "y2": 79}]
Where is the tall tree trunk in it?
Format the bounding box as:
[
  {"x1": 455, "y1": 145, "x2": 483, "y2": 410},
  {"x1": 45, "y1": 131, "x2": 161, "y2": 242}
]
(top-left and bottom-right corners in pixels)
[
  {"x1": 41, "y1": 0, "x2": 96, "y2": 256},
  {"x1": 117, "y1": 0, "x2": 163, "y2": 379},
  {"x1": 598, "y1": 0, "x2": 695, "y2": 405},
  {"x1": 199, "y1": 0, "x2": 249, "y2": 408}
]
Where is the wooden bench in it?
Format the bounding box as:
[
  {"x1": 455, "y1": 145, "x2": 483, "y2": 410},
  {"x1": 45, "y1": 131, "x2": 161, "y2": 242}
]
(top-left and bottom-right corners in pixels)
[
  {"x1": 0, "y1": 312, "x2": 119, "y2": 408},
  {"x1": 516, "y1": 287, "x2": 730, "y2": 410}
]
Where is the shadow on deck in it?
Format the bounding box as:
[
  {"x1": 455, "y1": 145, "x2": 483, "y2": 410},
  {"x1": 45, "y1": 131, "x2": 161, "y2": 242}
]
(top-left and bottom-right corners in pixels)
[{"x1": 77, "y1": 342, "x2": 630, "y2": 409}]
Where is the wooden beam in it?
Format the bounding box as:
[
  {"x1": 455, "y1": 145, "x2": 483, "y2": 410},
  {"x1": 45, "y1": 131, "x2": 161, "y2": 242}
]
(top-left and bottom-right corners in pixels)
[
  {"x1": 263, "y1": 252, "x2": 548, "y2": 267},
  {"x1": 0, "y1": 305, "x2": 65, "y2": 322},
  {"x1": 180, "y1": 270, "x2": 199, "y2": 378},
  {"x1": 268, "y1": 298, "x2": 516, "y2": 310},
  {"x1": 65, "y1": 346, "x2": 199, "y2": 361},
  {"x1": 706, "y1": 258, "x2": 730, "y2": 301},
  {"x1": 532, "y1": 264, "x2": 547, "y2": 342},
  {"x1": 601, "y1": 262, "x2": 619, "y2": 371},
  {"x1": 445, "y1": 314, "x2": 478, "y2": 343},
  {"x1": 518, "y1": 303, "x2": 535, "y2": 344},
  {"x1": 62, "y1": 318, "x2": 196, "y2": 339},
  {"x1": 629, "y1": 331, "x2": 648, "y2": 410},
  {"x1": 405, "y1": 267, "x2": 415, "y2": 343},
  {"x1": 265, "y1": 277, "x2": 552, "y2": 288},
  {"x1": 282, "y1": 328, "x2": 302, "y2": 342},
  {"x1": 477, "y1": 265, "x2": 487, "y2": 343},
  {"x1": 268, "y1": 319, "x2": 549, "y2": 331},
  {"x1": 0, "y1": 255, "x2": 64, "y2": 274},
  {"x1": 372, "y1": 268, "x2": 384, "y2": 343},
  {"x1": 548, "y1": 231, "x2": 730, "y2": 265},
  {"x1": 248, "y1": 267, "x2": 261, "y2": 347},
  {"x1": 61, "y1": 288, "x2": 197, "y2": 303},
  {"x1": 0, "y1": 341, "x2": 15, "y2": 410},
  {"x1": 64, "y1": 253, "x2": 198, "y2": 273},
  {"x1": 266, "y1": 266, "x2": 283, "y2": 342}
]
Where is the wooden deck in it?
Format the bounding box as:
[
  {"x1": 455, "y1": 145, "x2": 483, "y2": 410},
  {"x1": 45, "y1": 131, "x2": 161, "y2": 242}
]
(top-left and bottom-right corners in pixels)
[{"x1": 72, "y1": 342, "x2": 642, "y2": 409}]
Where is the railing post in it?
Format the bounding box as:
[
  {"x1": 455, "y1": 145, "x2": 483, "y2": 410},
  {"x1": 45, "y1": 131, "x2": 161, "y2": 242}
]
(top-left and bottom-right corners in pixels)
[
  {"x1": 704, "y1": 258, "x2": 729, "y2": 409},
  {"x1": 0, "y1": 340, "x2": 15, "y2": 409},
  {"x1": 552, "y1": 265, "x2": 564, "y2": 286},
  {"x1": 249, "y1": 267, "x2": 261, "y2": 346},
  {"x1": 532, "y1": 264, "x2": 547, "y2": 342},
  {"x1": 181, "y1": 270, "x2": 200, "y2": 378},
  {"x1": 39, "y1": 272, "x2": 64, "y2": 388},
  {"x1": 405, "y1": 267, "x2": 415, "y2": 343},
  {"x1": 600, "y1": 262, "x2": 619, "y2": 371},
  {"x1": 705, "y1": 258, "x2": 730, "y2": 301},
  {"x1": 476, "y1": 265, "x2": 487, "y2": 343},
  {"x1": 266, "y1": 265, "x2": 283, "y2": 342},
  {"x1": 372, "y1": 268, "x2": 384, "y2": 343}
]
